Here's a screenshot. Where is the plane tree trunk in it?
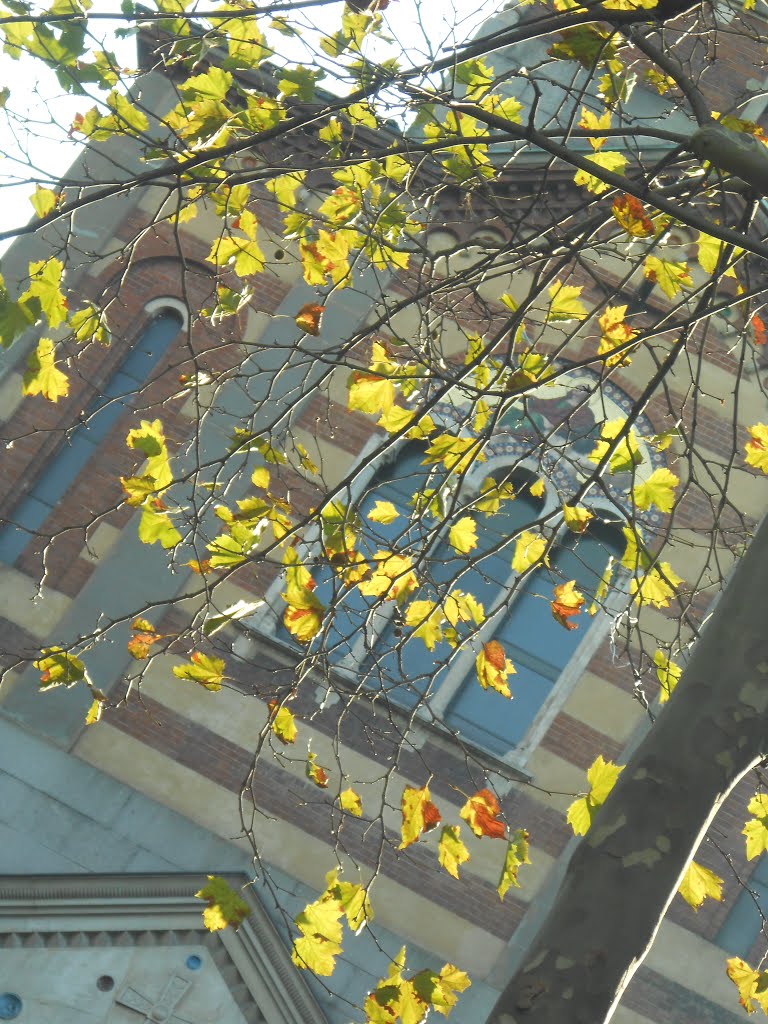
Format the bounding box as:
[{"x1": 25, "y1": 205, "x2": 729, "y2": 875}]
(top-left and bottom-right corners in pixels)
[{"x1": 490, "y1": 514, "x2": 768, "y2": 1024}]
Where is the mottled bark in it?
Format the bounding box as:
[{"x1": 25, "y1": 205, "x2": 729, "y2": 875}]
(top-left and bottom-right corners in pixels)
[{"x1": 491, "y1": 515, "x2": 768, "y2": 1024}]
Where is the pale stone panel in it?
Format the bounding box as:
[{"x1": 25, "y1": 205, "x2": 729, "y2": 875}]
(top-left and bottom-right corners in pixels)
[
  {"x1": 646, "y1": 919, "x2": 745, "y2": 1012},
  {"x1": 0, "y1": 370, "x2": 25, "y2": 420},
  {"x1": 137, "y1": 663, "x2": 552, "y2": 893},
  {"x1": 76, "y1": 724, "x2": 247, "y2": 850},
  {"x1": 612, "y1": 1008, "x2": 656, "y2": 1024},
  {"x1": 524, "y1": 748, "x2": 586, "y2": 815},
  {"x1": 562, "y1": 671, "x2": 643, "y2": 744},
  {"x1": 81, "y1": 522, "x2": 122, "y2": 564},
  {"x1": 76, "y1": 722, "x2": 506, "y2": 978},
  {"x1": 0, "y1": 564, "x2": 71, "y2": 637}
]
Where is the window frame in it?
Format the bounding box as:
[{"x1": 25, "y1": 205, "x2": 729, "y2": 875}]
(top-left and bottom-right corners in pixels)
[{"x1": 255, "y1": 435, "x2": 626, "y2": 770}]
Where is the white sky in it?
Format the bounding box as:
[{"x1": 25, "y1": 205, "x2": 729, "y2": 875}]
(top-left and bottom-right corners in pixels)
[{"x1": 0, "y1": 0, "x2": 494, "y2": 246}]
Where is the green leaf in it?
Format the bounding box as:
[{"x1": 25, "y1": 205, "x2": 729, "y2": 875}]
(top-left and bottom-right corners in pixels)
[
  {"x1": 137, "y1": 504, "x2": 182, "y2": 549},
  {"x1": 22, "y1": 337, "x2": 69, "y2": 402},
  {"x1": 24, "y1": 258, "x2": 67, "y2": 328},
  {"x1": 195, "y1": 876, "x2": 250, "y2": 931},
  {"x1": 173, "y1": 652, "x2": 226, "y2": 691}
]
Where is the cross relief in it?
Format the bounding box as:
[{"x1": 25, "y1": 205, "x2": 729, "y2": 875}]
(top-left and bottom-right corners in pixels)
[{"x1": 115, "y1": 974, "x2": 194, "y2": 1024}]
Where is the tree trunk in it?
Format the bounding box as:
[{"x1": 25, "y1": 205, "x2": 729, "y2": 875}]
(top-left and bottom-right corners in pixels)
[{"x1": 490, "y1": 514, "x2": 768, "y2": 1024}]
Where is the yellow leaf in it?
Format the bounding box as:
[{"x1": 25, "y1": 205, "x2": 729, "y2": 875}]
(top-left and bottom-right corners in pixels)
[
  {"x1": 339, "y1": 787, "x2": 363, "y2": 817},
  {"x1": 460, "y1": 788, "x2": 507, "y2": 839},
  {"x1": 677, "y1": 860, "x2": 724, "y2": 911},
  {"x1": 653, "y1": 650, "x2": 682, "y2": 702},
  {"x1": 573, "y1": 151, "x2": 627, "y2": 194},
  {"x1": 745, "y1": 424, "x2": 768, "y2": 473},
  {"x1": 529, "y1": 478, "x2": 545, "y2": 498},
  {"x1": 22, "y1": 337, "x2": 69, "y2": 402},
  {"x1": 404, "y1": 599, "x2": 444, "y2": 651},
  {"x1": 579, "y1": 107, "x2": 611, "y2": 150},
  {"x1": 551, "y1": 580, "x2": 585, "y2": 630},
  {"x1": 743, "y1": 794, "x2": 768, "y2": 861},
  {"x1": 292, "y1": 892, "x2": 344, "y2": 975},
  {"x1": 368, "y1": 500, "x2": 399, "y2": 524},
  {"x1": 476, "y1": 640, "x2": 515, "y2": 698},
  {"x1": 196, "y1": 876, "x2": 250, "y2": 932},
  {"x1": 251, "y1": 466, "x2": 270, "y2": 490},
  {"x1": 587, "y1": 418, "x2": 643, "y2": 474},
  {"x1": 306, "y1": 751, "x2": 330, "y2": 788},
  {"x1": 498, "y1": 829, "x2": 531, "y2": 899},
  {"x1": 400, "y1": 784, "x2": 442, "y2": 849},
  {"x1": 512, "y1": 531, "x2": 547, "y2": 574},
  {"x1": 547, "y1": 280, "x2": 589, "y2": 322},
  {"x1": 597, "y1": 304, "x2": 639, "y2": 366},
  {"x1": 84, "y1": 698, "x2": 104, "y2": 726},
  {"x1": 562, "y1": 504, "x2": 593, "y2": 533},
  {"x1": 644, "y1": 255, "x2": 693, "y2": 299},
  {"x1": 270, "y1": 704, "x2": 297, "y2": 744},
  {"x1": 348, "y1": 371, "x2": 395, "y2": 416},
  {"x1": 566, "y1": 755, "x2": 624, "y2": 836},
  {"x1": 633, "y1": 468, "x2": 679, "y2": 513},
  {"x1": 449, "y1": 516, "x2": 478, "y2": 554},
  {"x1": 631, "y1": 561, "x2": 683, "y2": 609},
  {"x1": 377, "y1": 404, "x2": 414, "y2": 434},
  {"x1": 173, "y1": 652, "x2": 226, "y2": 691},
  {"x1": 438, "y1": 826, "x2": 470, "y2": 879},
  {"x1": 358, "y1": 551, "x2": 418, "y2": 604},
  {"x1": 727, "y1": 957, "x2": 768, "y2": 1015}
]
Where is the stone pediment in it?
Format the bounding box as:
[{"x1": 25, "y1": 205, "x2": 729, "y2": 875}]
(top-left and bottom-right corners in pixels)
[{"x1": 0, "y1": 874, "x2": 326, "y2": 1024}]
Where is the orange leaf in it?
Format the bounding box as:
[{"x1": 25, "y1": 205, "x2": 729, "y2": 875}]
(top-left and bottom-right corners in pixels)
[
  {"x1": 460, "y1": 788, "x2": 506, "y2": 840},
  {"x1": 551, "y1": 580, "x2": 585, "y2": 630},
  {"x1": 612, "y1": 195, "x2": 653, "y2": 238},
  {"x1": 127, "y1": 631, "x2": 162, "y2": 660},
  {"x1": 295, "y1": 302, "x2": 326, "y2": 336},
  {"x1": 475, "y1": 640, "x2": 515, "y2": 698},
  {"x1": 751, "y1": 314, "x2": 767, "y2": 346},
  {"x1": 306, "y1": 751, "x2": 329, "y2": 788},
  {"x1": 400, "y1": 784, "x2": 442, "y2": 848},
  {"x1": 187, "y1": 558, "x2": 213, "y2": 575}
]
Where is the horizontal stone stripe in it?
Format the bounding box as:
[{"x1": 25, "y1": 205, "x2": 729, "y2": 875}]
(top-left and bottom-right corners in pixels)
[{"x1": 104, "y1": 693, "x2": 529, "y2": 940}]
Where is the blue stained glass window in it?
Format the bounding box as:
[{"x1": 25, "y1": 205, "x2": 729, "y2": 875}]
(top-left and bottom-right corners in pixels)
[
  {"x1": 0, "y1": 310, "x2": 183, "y2": 564},
  {"x1": 443, "y1": 521, "x2": 623, "y2": 754},
  {"x1": 716, "y1": 855, "x2": 768, "y2": 958}
]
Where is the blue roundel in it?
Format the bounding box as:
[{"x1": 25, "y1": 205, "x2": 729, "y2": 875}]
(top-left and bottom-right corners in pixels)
[
  {"x1": 0, "y1": 994, "x2": 22, "y2": 1019},
  {"x1": 185, "y1": 954, "x2": 203, "y2": 971}
]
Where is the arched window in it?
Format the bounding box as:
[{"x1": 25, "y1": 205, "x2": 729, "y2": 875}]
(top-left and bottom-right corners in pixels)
[
  {"x1": 0, "y1": 309, "x2": 184, "y2": 564},
  {"x1": 309, "y1": 442, "x2": 624, "y2": 757}
]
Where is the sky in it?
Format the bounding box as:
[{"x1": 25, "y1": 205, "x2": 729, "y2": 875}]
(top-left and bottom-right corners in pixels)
[{"x1": 0, "y1": 0, "x2": 496, "y2": 247}]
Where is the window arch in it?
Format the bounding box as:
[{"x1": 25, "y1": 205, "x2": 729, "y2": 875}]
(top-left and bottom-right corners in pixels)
[{"x1": 0, "y1": 307, "x2": 184, "y2": 564}]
